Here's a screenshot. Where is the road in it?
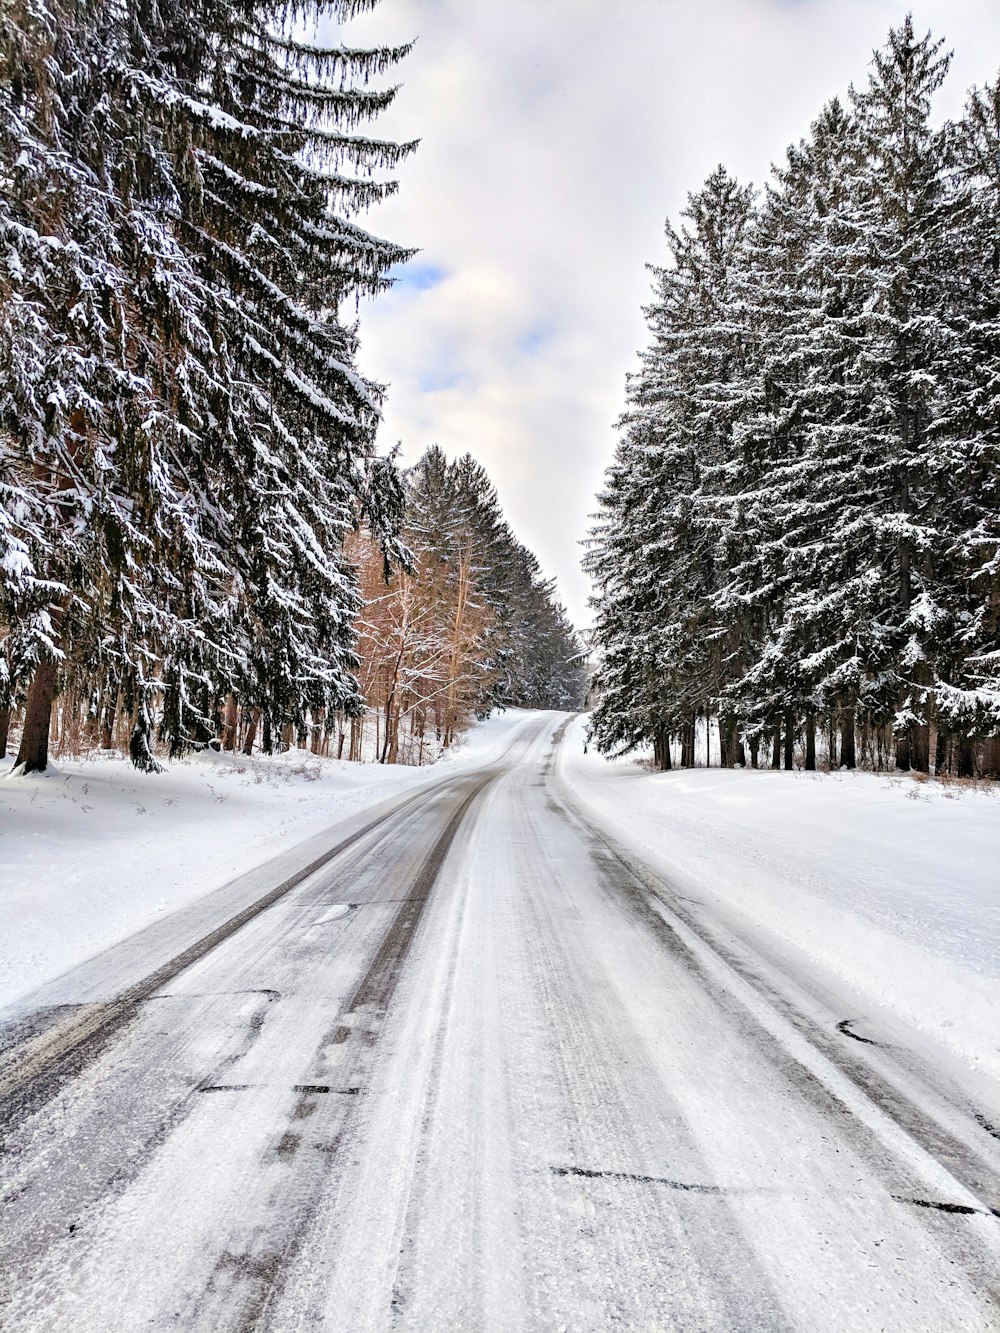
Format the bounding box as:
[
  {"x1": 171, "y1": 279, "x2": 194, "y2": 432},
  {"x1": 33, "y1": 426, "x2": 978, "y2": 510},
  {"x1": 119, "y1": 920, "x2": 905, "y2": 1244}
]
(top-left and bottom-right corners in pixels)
[{"x1": 1, "y1": 712, "x2": 998, "y2": 1330}]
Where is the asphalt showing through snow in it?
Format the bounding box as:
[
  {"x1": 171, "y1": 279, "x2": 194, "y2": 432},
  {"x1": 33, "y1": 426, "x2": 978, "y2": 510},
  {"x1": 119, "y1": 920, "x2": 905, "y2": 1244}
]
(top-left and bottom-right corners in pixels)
[{"x1": 1, "y1": 713, "x2": 998, "y2": 1330}]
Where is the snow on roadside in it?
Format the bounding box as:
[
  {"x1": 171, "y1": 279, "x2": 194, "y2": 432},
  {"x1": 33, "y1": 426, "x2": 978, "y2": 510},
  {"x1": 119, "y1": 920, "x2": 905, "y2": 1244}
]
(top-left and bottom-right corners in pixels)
[
  {"x1": 559, "y1": 715, "x2": 1000, "y2": 1086},
  {"x1": 0, "y1": 709, "x2": 539, "y2": 1012}
]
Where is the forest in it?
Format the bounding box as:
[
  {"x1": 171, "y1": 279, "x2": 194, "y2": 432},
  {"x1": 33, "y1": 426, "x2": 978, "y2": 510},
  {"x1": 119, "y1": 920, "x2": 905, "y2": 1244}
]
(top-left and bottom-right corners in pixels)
[
  {"x1": 587, "y1": 19, "x2": 1000, "y2": 778},
  {"x1": 0, "y1": 1, "x2": 582, "y2": 775}
]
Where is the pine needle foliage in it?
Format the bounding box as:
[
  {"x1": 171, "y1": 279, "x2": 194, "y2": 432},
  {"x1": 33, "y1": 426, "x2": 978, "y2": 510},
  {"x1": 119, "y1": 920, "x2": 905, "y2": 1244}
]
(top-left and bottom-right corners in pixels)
[
  {"x1": 588, "y1": 19, "x2": 1000, "y2": 777},
  {"x1": 1, "y1": 0, "x2": 415, "y2": 770}
]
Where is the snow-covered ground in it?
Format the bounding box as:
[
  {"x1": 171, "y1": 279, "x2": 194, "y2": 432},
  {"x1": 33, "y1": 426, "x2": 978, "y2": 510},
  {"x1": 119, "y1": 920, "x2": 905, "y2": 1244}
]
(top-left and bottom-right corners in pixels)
[
  {"x1": 559, "y1": 715, "x2": 1000, "y2": 1089},
  {"x1": 7, "y1": 710, "x2": 997, "y2": 1330},
  {"x1": 5, "y1": 705, "x2": 997, "y2": 1092},
  {"x1": 0, "y1": 710, "x2": 539, "y2": 1012}
]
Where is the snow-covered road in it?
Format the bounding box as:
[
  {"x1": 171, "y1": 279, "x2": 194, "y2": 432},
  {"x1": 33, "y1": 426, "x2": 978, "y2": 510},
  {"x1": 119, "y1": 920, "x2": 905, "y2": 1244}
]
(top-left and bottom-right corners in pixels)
[{"x1": 1, "y1": 713, "x2": 998, "y2": 1330}]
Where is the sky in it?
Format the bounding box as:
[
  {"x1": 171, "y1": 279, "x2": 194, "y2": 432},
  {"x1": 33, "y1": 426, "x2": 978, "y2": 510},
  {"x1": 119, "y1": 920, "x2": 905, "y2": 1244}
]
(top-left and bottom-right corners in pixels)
[{"x1": 327, "y1": 0, "x2": 1000, "y2": 629}]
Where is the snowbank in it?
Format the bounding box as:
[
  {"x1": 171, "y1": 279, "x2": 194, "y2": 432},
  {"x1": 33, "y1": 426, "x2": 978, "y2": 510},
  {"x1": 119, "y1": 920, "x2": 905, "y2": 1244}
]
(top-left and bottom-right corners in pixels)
[
  {"x1": 0, "y1": 709, "x2": 538, "y2": 1011},
  {"x1": 559, "y1": 716, "x2": 1000, "y2": 1086}
]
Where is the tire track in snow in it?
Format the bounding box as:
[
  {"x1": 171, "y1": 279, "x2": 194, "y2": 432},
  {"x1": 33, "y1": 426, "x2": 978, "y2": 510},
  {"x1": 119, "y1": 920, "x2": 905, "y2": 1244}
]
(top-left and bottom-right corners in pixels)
[
  {"x1": 0, "y1": 764, "x2": 512, "y2": 1137},
  {"x1": 0, "y1": 741, "x2": 535, "y2": 1331},
  {"x1": 549, "y1": 766, "x2": 1000, "y2": 1304},
  {"x1": 187, "y1": 768, "x2": 500, "y2": 1333}
]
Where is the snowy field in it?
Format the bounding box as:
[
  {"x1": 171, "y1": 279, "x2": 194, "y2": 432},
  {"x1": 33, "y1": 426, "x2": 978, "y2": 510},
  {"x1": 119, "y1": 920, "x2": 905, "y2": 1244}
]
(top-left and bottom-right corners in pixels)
[
  {"x1": 0, "y1": 710, "x2": 538, "y2": 1012},
  {"x1": 559, "y1": 715, "x2": 1000, "y2": 1091}
]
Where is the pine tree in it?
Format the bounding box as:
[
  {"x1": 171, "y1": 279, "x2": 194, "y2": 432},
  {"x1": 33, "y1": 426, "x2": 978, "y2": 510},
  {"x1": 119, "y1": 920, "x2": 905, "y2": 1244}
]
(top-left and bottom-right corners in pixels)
[
  {"x1": 589, "y1": 21, "x2": 1000, "y2": 777},
  {"x1": 1, "y1": 1, "x2": 415, "y2": 772},
  {"x1": 720, "y1": 98, "x2": 869, "y2": 768},
  {"x1": 941, "y1": 74, "x2": 1000, "y2": 767},
  {"x1": 844, "y1": 19, "x2": 957, "y2": 770},
  {"x1": 587, "y1": 168, "x2": 756, "y2": 767}
]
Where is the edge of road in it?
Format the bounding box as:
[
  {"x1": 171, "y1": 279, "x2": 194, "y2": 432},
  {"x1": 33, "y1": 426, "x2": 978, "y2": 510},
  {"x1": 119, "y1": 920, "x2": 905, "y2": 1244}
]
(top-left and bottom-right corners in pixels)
[
  {"x1": 548, "y1": 714, "x2": 1000, "y2": 1228},
  {"x1": 0, "y1": 712, "x2": 560, "y2": 1128}
]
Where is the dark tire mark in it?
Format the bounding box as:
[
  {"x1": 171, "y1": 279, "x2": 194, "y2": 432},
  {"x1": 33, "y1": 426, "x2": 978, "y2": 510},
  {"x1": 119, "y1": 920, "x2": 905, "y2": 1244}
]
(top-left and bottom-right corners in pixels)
[
  {"x1": 141, "y1": 989, "x2": 283, "y2": 1005},
  {"x1": 202, "y1": 769, "x2": 498, "y2": 1333},
  {"x1": 0, "y1": 779, "x2": 485, "y2": 1135},
  {"x1": 541, "y1": 714, "x2": 574, "y2": 778},
  {"x1": 554, "y1": 1168, "x2": 1000, "y2": 1219},
  {"x1": 552, "y1": 1165, "x2": 729, "y2": 1194},
  {"x1": 837, "y1": 1019, "x2": 878, "y2": 1045},
  {"x1": 338, "y1": 774, "x2": 494, "y2": 1028},
  {"x1": 197, "y1": 1084, "x2": 361, "y2": 1096},
  {"x1": 547, "y1": 771, "x2": 1000, "y2": 1244},
  {"x1": 893, "y1": 1195, "x2": 1000, "y2": 1219}
]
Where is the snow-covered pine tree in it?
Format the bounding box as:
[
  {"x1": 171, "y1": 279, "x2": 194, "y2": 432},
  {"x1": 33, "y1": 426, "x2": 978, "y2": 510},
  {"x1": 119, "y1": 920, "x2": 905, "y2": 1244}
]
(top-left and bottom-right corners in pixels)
[
  {"x1": 1, "y1": 0, "x2": 415, "y2": 771},
  {"x1": 587, "y1": 168, "x2": 756, "y2": 768},
  {"x1": 722, "y1": 24, "x2": 987, "y2": 774},
  {"x1": 838, "y1": 19, "x2": 958, "y2": 771},
  {"x1": 130, "y1": 0, "x2": 416, "y2": 755},
  {"x1": 940, "y1": 74, "x2": 1000, "y2": 771},
  {"x1": 719, "y1": 98, "x2": 870, "y2": 770},
  {"x1": 1, "y1": 1, "x2": 222, "y2": 774},
  {"x1": 501, "y1": 561, "x2": 585, "y2": 711},
  {"x1": 590, "y1": 21, "x2": 999, "y2": 776}
]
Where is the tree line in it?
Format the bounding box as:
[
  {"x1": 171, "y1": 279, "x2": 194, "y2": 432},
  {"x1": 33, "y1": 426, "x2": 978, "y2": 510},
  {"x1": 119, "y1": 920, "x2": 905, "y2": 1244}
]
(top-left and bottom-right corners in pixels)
[
  {"x1": 0, "y1": 0, "x2": 416, "y2": 774},
  {"x1": 587, "y1": 19, "x2": 1000, "y2": 778},
  {"x1": 350, "y1": 446, "x2": 585, "y2": 765}
]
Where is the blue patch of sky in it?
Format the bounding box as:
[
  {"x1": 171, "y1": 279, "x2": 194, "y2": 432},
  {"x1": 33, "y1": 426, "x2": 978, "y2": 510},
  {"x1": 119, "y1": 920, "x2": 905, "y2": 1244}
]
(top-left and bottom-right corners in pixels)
[
  {"x1": 418, "y1": 365, "x2": 465, "y2": 393},
  {"x1": 389, "y1": 261, "x2": 447, "y2": 292},
  {"x1": 518, "y1": 323, "x2": 554, "y2": 356}
]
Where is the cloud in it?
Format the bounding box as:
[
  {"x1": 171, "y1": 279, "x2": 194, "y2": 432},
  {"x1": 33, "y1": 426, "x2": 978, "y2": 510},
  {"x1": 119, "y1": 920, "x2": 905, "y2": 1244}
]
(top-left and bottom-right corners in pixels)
[{"x1": 324, "y1": 0, "x2": 1000, "y2": 628}]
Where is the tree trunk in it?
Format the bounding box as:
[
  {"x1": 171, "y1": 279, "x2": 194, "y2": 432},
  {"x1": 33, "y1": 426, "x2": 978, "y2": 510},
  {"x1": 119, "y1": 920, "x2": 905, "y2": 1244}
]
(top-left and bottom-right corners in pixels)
[
  {"x1": 379, "y1": 699, "x2": 393, "y2": 763},
  {"x1": 957, "y1": 738, "x2": 976, "y2": 779},
  {"x1": 100, "y1": 689, "x2": 120, "y2": 750},
  {"x1": 681, "y1": 717, "x2": 696, "y2": 768},
  {"x1": 653, "y1": 729, "x2": 664, "y2": 770},
  {"x1": 387, "y1": 707, "x2": 400, "y2": 764},
  {"x1": 981, "y1": 736, "x2": 1000, "y2": 781},
  {"x1": 749, "y1": 735, "x2": 759, "y2": 769},
  {"x1": 771, "y1": 727, "x2": 781, "y2": 770},
  {"x1": 242, "y1": 708, "x2": 260, "y2": 756},
  {"x1": 895, "y1": 728, "x2": 911, "y2": 772},
  {"x1": 653, "y1": 726, "x2": 672, "y2": 771},
  {"x1": 911, "y1": 724, "x2": 929, "y2": 774},
  {"x1": 783, "y1": 710, "x2": 794, "y2": 771},
  {"x1": 0, "y1": 707, "x2": 10, "y2": 759},
  {"x1": 13, "y1": 661, "x2": 58, "y2": 774},
  {"x1": 221, "y1": 694, "x2": 238, "y2": 751},
  {"x1": 804, "y1": 713, "x2": 816, "y2": 771},
  {"x1": 719, "y1": 719, "x2": 737, "y2": 769},
  {"x1": 349, "y1": 714, "x2": 362, "y2": 763},
  {"x1": 841, "y1": 709, "x2": 856, "y2": 770}
]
